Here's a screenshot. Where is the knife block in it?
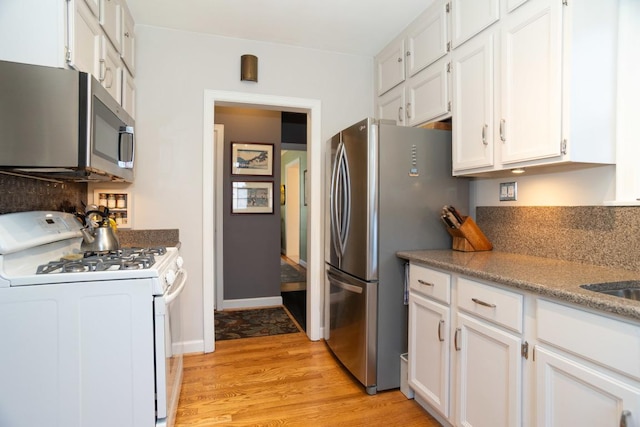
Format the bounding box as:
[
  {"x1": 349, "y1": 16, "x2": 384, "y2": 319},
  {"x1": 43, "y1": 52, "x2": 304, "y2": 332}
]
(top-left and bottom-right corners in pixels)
[{"x1": 446, "y1": 216, "x2": 493, "y2": 252}]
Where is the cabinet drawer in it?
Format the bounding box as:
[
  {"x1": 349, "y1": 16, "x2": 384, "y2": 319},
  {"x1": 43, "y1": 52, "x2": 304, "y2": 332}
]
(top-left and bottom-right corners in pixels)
[
  {"x1": 410, "y1": 263, "x2": 451, "y2": 304},
  {"x1": 457, "y1": 277, "x2": 523, "y2": 333},
  {"x1": 537, "y1": 299, "x2": 640, "y2": 381}
]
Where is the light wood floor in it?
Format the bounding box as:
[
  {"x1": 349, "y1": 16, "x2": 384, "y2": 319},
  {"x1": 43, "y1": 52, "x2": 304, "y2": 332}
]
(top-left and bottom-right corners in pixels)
[{"x1": 175, "y1": 331, "x2": 441, "y2": 426}]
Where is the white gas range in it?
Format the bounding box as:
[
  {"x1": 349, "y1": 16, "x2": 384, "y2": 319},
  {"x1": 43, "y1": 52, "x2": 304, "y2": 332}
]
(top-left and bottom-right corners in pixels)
[{"x1": 0, "y1": 211, "x2": 187, "y2": 427}]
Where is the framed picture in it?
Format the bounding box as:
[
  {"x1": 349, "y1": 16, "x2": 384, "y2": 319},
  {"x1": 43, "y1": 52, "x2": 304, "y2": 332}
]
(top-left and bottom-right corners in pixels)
[
  {"x1": 231, "y1": 181, "x2": 274, "y2": 214},
  {"x1": 231, "y1": 142, "x2": 274, "y2": 176}
]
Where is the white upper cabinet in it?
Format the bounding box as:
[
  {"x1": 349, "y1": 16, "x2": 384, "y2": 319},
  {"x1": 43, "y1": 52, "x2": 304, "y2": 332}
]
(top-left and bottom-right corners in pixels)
[
  {"x1": 68, "y1": 0, "x2": 102, "y2": 79},
  {"x1": 452, "y1": 31, "x2": 495, "y2": 170},
  {"x1": 375, "y1": 0, "x2": 451, "y2": 126},
  {"x1": 84, "y1": 0, "x2": 100, "y2": 18},
  {"x1": 121, "y1": 2, "x2": 136, "y2": 75},
  {"x1": 100, "y1": 35, "x2": 123, "y2": 104},
  {"x1": 405, "y1": 3, "x2": 449, "y2": 78},
  {"x1": 500, "y1": 0, "x2": 562, "y2": 165},
  {"x1": 451, "y1": 0, "x2": 618, "y2": 176},
  {"x1": 100, "y1": 0, "x2": 122, "y2": 54},
  {"x1": 451, "y1": 0, "x2": 500, "y2": 48},
  {"x1": 376, "y1": 39, "x2": 406, "y2": 96}
]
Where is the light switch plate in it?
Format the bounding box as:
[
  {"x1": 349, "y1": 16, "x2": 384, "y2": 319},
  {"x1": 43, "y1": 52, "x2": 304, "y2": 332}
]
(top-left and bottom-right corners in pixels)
[{"x1": 500, "y1": 182, "x2": 517, "y2": 201}]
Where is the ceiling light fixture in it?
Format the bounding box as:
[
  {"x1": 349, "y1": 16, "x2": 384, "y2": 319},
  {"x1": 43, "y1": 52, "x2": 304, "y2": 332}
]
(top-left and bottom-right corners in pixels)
[
  {"x1": 240, "y1": 54, "x2": 258, "y2": 82},
  {"x1": 511, "y1": 168, "x2": 525, "y2": 174}
]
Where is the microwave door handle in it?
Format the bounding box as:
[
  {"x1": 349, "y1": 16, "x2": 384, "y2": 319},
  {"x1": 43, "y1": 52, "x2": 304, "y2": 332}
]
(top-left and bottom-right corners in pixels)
[{"x1": 118, "y1": 126, "x2": 135, "y2": 169}]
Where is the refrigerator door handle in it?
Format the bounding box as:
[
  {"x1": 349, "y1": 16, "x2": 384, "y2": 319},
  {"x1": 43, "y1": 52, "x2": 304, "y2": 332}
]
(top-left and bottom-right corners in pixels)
[
  {"x1": 330, "y1": 140, "x2": 351, "y2": 259},
  {"x1": 327, "y1": 272, "x2": 363, "y2": 294}
]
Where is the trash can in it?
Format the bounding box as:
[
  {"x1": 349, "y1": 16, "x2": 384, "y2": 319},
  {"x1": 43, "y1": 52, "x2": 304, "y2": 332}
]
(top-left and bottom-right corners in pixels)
[{"x1": 400, "y1": 353, "x2": 414, "y2": 399}]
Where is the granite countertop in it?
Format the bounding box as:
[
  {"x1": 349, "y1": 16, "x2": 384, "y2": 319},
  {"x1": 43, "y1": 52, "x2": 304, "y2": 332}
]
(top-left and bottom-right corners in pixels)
[{"x1": 397, "y1": 249, "x2": 640, "y2": 322}]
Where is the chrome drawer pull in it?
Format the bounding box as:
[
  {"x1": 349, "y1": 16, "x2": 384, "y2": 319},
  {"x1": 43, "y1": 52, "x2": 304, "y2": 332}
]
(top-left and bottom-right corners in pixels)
[
  {"x1": 472, "y1": 297, "x2": 496, "y2": 308},
  {"x1": 418, "y1": 279, "x2": 434, "y2": 287},
  {"x1": 438, "y1": 319, "x2": 445, "y2": 342}
]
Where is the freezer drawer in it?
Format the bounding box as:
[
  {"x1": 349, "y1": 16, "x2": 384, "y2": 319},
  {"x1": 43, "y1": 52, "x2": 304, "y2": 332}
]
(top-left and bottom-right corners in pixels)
[{"x1": 325, "y1": 266, "x2": 378, "y2": 394}]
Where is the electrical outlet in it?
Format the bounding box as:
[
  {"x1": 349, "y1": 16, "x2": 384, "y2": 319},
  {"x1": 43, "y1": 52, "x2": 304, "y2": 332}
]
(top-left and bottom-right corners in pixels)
[{"x1": 499, "y1": 182, "x2": 517, "y2": 201}]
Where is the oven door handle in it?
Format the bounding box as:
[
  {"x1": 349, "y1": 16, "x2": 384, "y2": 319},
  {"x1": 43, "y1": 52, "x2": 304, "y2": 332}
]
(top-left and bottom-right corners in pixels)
[{"x1": 165, "y1": 268, "x2": 187, "y2": 304}]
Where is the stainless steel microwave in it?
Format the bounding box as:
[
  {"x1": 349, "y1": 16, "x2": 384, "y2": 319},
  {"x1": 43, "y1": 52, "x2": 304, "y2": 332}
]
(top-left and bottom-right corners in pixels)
[{"x1": 0, "y1": 60, "x2": 135, "y2": 182}]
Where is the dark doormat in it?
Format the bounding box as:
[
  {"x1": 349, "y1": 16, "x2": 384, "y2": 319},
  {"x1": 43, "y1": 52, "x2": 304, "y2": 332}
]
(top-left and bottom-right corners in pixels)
[
  {"x1": 281, "y1": 261, "x2": 306, "y2": 283},
  {"x1": 282, "y1": 290, "x2": 306, "y2": 332},
  {"x1": 215, "y1": 307, "x2": 300, "y2": 341}
]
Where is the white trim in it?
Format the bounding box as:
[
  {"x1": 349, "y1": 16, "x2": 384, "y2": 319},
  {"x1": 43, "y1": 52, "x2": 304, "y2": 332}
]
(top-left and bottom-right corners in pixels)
[
  {"x1": 203, "y1": 90, "x2": 323, "y2": 354},
  {"x1": 222, "y1": 297, "x2": 284, "y2": 310},
  {"x1": 214, "y1": 124, "x2": 225, "y2": 311},
  {"x1": 180, "y1": 340, "x2": 205, "y2": 355}
]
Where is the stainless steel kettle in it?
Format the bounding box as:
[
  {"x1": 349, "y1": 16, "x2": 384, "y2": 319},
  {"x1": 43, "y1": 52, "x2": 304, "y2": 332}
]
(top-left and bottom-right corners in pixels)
[{"x1": 80, "y1": 208, "x2": 120, "y2": 252}]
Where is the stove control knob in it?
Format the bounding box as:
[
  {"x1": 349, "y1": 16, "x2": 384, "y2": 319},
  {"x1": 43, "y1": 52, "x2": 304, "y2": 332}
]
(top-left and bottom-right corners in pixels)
[
  {"x1": 165, "y1": 269, "x2": 177, "y2": 286},
  {"x1": 176, "y1": 256, "x2": 184, "y2": 269}
]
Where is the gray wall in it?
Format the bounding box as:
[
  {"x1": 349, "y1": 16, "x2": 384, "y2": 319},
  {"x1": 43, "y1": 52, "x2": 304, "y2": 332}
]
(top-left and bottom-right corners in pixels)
[{"x1": 215, "y1": 106, "x2": 282, "y2": 300}]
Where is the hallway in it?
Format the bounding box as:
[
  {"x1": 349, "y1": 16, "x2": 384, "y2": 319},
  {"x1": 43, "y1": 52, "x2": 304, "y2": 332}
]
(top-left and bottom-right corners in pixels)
[
  {"x1": 174, "y1": 332, "x2": 440, "y2": 426},
  {"x1": 281, "y1": 255, "x2": 307, "y2": 331}
]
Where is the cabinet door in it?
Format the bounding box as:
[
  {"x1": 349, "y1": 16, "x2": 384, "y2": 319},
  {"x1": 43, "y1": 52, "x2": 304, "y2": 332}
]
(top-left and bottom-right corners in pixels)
[
  {"x1": 455, "y1": 312, "x2": 522, "y2": 427},
  {"x1": 122, "y1": 69, "x2": 135, "y2": 118},
  {"x1": 500, "y1": 0, "x2": 562, "y2": 164},
  {"x1": 406, "y1": 57, "x2": 451, "y2": 126},
  {"x1": 452, "y1": 31, "x2": 495, "y2": 172},
  {"x1": 451, "y1": 0, "x2": 500, "y2": 48},
  {"x1": 409, "y1": 293, "x2": 450, "y2": 417},
  {"x1": 100, "y1": 36, "x2": 122, "y2": 103},
  {"x1": 406, "y1": 2, "x2": 449, "y2": 77},
  {"x1": 377, "y1": 85, "x2": 406, "y2": 126},
  {"x1": 84, "y1": 0, "x2": 100, "y2": 18},
  {"x1": 100, "y1": 0, "x2": 122, "y2": 53},
  {"x1": 536, "y1": 346, "x2": 640, "y2": 427},
  {"x1": 376, "y1": 38, "x2": 406, "y2": 95},
  {"x1": 121, "y1": 5, "x2": 135, "y2": 75},
  {"x1": 69, "y1": 0, "x2": 101, "y2": 79}
]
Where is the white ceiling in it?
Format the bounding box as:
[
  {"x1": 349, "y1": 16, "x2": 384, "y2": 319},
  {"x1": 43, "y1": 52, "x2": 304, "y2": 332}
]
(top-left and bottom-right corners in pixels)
[{"x1": 126, "y1": 0, "x2": 435, "y2": 56}]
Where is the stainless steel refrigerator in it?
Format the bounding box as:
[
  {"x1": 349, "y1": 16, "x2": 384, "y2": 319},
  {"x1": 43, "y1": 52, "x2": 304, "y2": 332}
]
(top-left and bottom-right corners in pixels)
[{"x1": 325, "y1": 118, "x2": 468, "y2": 394}]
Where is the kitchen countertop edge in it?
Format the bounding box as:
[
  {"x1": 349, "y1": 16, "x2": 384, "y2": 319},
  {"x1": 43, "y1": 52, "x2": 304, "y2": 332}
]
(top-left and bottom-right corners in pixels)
[{"x1": 397, "y1": 249, "x2": 640, "y2": 322}]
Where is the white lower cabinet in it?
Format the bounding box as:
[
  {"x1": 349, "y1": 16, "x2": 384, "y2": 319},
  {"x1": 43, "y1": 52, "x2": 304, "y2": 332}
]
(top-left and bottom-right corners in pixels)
[
  {"x1": 535, "y1": 346, "x2": 640, "y2": 427},
  {"x1": 409, "y1": 292, "x2": 451, "y2": 417},
  {"x1": 454, "y1": 312, "x2": 523, "y2": 427}
]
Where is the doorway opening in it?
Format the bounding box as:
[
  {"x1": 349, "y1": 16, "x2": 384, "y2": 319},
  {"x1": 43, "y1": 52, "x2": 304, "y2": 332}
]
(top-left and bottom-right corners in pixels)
[{"x1": 202, "y1": 90, "x2": 323, "y2": 353}]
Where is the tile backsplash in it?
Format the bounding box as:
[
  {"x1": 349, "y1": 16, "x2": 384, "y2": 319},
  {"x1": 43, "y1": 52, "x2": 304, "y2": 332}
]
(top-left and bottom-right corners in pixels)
[
  {"x1": 476, "y1": 206, "x2": 640, "y2": 272},
  {"x1": 0, "y1": 174, "x2": 86, "y2": 214}
]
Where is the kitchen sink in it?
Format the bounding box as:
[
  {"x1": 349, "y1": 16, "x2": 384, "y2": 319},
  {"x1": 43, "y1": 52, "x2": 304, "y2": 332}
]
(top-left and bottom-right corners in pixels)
[{"x1": 580, "y1": 281, "x2": 640, "y2": 301}]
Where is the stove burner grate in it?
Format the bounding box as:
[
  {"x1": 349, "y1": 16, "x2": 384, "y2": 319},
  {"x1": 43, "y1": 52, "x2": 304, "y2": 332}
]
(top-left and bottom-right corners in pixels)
[{"x1": 35, "y1": 246, "x2": 165, "y2": 274}]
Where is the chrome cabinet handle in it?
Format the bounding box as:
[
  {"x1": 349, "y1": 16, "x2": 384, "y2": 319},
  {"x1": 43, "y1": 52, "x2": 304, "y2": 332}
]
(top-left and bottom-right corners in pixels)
[
  {"x1": 472, "y1": 297, "x2": 496, "y2": 308},
  {"x1": 406, "y1": 103, "x2": 412, "y2": 119},
  {"x1": 454, "y1": 327, "x2": 461, "y2": 351},
  {"x1": 438, "y1": 320, "x2": 445, "y2": 342},
  {"x1": 398, "y1": 106, "x2": 404, "y2": 123},
  {"x1": 124, "y1": 31, "x2": 130, "y2": 38},
  {"x1": 482, "y1": 124, "x2": 488, "y2": 145},
  {"x1": 418, "y1": 279, "x2": 434, "y2": 287},
  {"x1": 500, "y1": 119, "x2": 506, "y2": 142},
  {"x1": 397, "y1": 57, "x2": 403, "y2": 63},
  {"x1": 99, "y1": 59, "x2": 106, "y2": 82},
  {"x1": 620, "y1": 410, "x2": 631, "y2": 427},
  {"x1": 104, "y1": 66, "x2": 113, "y2": 88}
]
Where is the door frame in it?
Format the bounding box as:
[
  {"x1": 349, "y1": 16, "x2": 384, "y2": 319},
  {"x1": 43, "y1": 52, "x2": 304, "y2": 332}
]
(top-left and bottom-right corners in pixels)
[{"x1": 202, "y1": 90, "x2": 323, "y2": 352}]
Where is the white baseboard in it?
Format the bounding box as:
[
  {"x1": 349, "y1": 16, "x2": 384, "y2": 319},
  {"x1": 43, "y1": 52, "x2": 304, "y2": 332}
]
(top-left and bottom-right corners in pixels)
[
  {"x1": 222, "y1": 296, "x2": 283, "y2": 309},
  {"x1": 180, "y1": 340, "x2": 205, "y2": 355}
]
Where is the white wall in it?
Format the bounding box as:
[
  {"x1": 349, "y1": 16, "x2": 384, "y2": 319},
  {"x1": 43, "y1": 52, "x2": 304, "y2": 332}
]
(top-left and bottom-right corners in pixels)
[
  {"x1": 470, "y1": 165, "x2": 616, "y2": 210},
  {"x1": 116, "y1": 25, "x2": 374, "y2": 350}
]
